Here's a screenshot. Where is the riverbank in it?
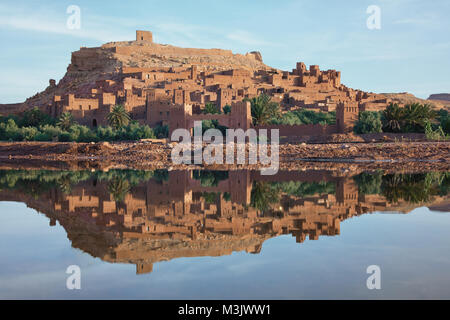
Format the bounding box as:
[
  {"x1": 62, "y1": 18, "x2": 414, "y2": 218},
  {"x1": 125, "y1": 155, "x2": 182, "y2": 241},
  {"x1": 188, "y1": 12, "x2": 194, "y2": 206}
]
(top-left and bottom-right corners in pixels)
[{"x1": 0, "y1": 140, "x2": 448, "y2": 173}]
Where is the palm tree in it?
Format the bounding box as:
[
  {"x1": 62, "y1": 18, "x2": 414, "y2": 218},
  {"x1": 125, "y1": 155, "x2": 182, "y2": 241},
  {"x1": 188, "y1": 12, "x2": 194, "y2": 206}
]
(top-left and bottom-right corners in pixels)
[
  {"x1": 107, "y1": 104, "x2": 130, "y2": 130},
  {"x1": 247, "y1": 94, "x2": 280, "y2": 126},
  {"x1": 403, "y1": 103, "x2": 436, "y2": 132},
  {"x1": 108, "y1": 177, "x2": 131, "y2": 202},
  {"x1": 250, "y1": 181, "x2": 280, "y2": 213},
  {"x1": 57, "y1": 112, "x2": 74, "y2": 131},
  {"x1": 382, "y1": 103, "x2": 404, "y2": 132}
]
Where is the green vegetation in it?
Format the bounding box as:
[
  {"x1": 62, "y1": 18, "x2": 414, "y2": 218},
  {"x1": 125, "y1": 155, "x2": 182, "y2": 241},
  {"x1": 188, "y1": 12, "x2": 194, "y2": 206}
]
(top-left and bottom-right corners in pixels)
[
  {"x1": 250, "y1": 181, "x2": 280, "y2": 212},
  {"x1": 353, "y1": 171, "x2": 383, "y2": 195},
  {"x1": 270, "y1": 180, "x2": 336, "y2": 197},
  {"x1": 425, "y1": 120, "x2": 447, "y2": 140},
  {"x1": 381, "y1": 103, "x2": 437, "y2": 133},
  {"x1": 201, "y1": 192, "x2": 221, "y2": 204},
  {"x1": 437, "y1": 109, "x2": 450, "y2": 134},
  {"x1": 354, "y1": 171, "x2": 449, "y2": 203},
  {"x1": 57, "y1": 112, "x2": 74, "y2": 131},
  {"x1": 202, "y1": 102, "x2": 222, "y2": 115},
  {"x1": 223, "y1": 105, "x2": 232, "y2": 114},
  {"x1": 0, "y1": 169, "x2": 167, "y2": 199},
  {"x1": 107, "y1": 104, "x2": 131, "y2": 129},
  {"x1": 193, "y1": 170, "x2": 229, "y2": 187},
  {"x1": 153, "y1": 124, "x2": 169, "y2": 139},
  {"x1": 0, "y1": 169, "x2": 448, "y2": 207},
  {"x1": 354, "y1": 111, "x2": 382, "y2": 134},
  {"x1": 246, "y1": 94, "x2": 335, "y2": 126},
  {"x1": 246, "y1": 94, "x2": 281, "y2": 126},
  {"x1": 0, "y1": 106, "x2": 169, "y2": 142},
  {"x1": 272, "y1": 109, "x2": 336, "y2": 126},
  {"x1": 351, "y1": 103, "x2": 449, "y2": 139},
  {"x1": 201, "y1": 119, "x2": 228, "y2": 135}
]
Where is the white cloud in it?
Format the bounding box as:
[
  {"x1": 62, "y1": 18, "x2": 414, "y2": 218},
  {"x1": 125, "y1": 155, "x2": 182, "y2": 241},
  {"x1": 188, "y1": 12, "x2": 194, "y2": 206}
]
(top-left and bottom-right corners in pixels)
[{"x1": 0, "y1": 6, "x2": 131, "y2": 43}]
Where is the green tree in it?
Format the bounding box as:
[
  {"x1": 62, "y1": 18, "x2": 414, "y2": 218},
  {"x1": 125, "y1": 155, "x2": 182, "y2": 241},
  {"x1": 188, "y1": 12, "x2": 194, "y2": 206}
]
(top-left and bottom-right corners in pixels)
[
  {"x1": 108, "y1": 176, "x2": 131, "y2": 202},
  {"x1": 382, "y1": 103, "x2": 437, "y2": 133},
  {"x1": 247, "y1": 94, "x2": 280, "y2": 126},
  {"x1": 354, "y1": 111, "x2": 382, "y2": 134},
  {"x1": 250, "y1": 181, "x2": 280, "y2": 212},
  {"x1": 382, "y1": 103, "x2": 404, "y2": 132},
  {"x1": 20, "y1": 107, "x2": 54, "y2": 127},
  {"x1": 223, "y1": 105, "x2": 232, "y2": 114},
  {"x1": 203, "y1": 102, "x2": 221, "y2": 115},
  {"x1": 402, "y1": 103, "x2": 436, "y2": 133},
  {"x1": 107, "y1": 105, "x2": 130, "y2": 130},
  {"x1": 57, "y1": 112, "x2": 74, "y2": 131}
]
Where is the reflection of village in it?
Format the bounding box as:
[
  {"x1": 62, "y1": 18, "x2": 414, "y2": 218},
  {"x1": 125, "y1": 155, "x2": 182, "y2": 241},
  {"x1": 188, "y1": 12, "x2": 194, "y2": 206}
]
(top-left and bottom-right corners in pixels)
[{"x1": 1, "y1": 170, "x2": 448, "y2": 274}]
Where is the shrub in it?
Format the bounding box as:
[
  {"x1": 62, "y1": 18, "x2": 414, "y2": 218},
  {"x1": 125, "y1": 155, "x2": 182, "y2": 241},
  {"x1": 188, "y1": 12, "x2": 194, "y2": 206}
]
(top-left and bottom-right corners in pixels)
[
  {"x1": 20, "y1": 107, "x2": 54, "y2": 127},
  {"x1": 153, "y1": 124, "x2": 169, "y2": 138},
  {"x1": 223, "y1": 105, "x2": 231, "y2": 114},
  {"x1": 203, "y1": 102, "x2": 221, "y2": 115},
  {"x1": 271, "y1": 110, "x2": 336, "y2": 126},
  {"x1": 425, "y1": 121, "x2": 447, "y2": 140},
  {"x1": 354, "y1": 111, "x2": 382, "y2": 134},
  {"x1": 21, "y1": 127, "x2": 39, "y2": 141},
  {"x1": 438, "y1": 109, "x2": 450, "y2": 134}
]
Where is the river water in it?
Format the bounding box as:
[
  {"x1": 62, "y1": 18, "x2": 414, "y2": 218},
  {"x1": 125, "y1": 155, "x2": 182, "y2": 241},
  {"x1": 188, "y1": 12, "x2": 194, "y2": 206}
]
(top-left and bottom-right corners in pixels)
[{"x1": 0, "y1": 169, "x2": 449, "y2": 299}]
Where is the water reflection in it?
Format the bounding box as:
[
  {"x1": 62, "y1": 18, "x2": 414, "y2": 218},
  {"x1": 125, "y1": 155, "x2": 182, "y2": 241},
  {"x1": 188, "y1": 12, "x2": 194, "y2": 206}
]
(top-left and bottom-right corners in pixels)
[{"x1": 0, "y1": 169, "x2": 448, "y2": 274}]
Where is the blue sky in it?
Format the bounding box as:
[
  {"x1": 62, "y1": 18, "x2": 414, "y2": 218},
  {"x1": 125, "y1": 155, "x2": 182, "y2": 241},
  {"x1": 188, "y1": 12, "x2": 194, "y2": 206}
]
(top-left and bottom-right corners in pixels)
[{"x1": 0, "y1": 0, "x2": 449, "y2": 103}]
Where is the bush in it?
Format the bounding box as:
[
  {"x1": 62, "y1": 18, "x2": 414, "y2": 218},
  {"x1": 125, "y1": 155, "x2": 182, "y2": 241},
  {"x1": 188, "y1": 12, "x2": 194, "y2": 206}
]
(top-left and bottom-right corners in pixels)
[
  {"x1": 153, "y1": 124, "x2": 169, "y2": 138},
  {"x1": 0, "y1": 109, "x2": 167, "y2": 142},
  {"x1": 425, "y1": 121, "x2": 447, "y2": 140},
  {"x1": 203, "y1": 102, "x2": 221, "y2": 115},
  {"x1": 438, "y1": 109, "x2": 450, "y2": 134},
  {"x1": 223, "y1": 105, "x2": 231, "y2": 114},
  {"x1": 271, "y1": 109, "x2": 336, "y2": 126},
  {"x1": 354, "y1": 111, "x2": 382, "y2": 134},
  {"x1": 20, "y1": 107, "x2": 54, "y2": 127}
]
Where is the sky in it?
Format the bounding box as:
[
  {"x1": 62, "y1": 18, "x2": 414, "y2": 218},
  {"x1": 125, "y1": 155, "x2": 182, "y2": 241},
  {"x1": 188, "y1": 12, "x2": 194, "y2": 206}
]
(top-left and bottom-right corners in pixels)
[{"x1": 0, "y1": 0, "x2": 449, "y2": 103}]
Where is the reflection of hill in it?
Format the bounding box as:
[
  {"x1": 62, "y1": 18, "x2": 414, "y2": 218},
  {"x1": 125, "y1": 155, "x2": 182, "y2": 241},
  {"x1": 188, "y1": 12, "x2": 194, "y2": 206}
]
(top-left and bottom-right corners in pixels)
[{"x1": 0, "y1": 169, "x2": 448, "y2": 274}]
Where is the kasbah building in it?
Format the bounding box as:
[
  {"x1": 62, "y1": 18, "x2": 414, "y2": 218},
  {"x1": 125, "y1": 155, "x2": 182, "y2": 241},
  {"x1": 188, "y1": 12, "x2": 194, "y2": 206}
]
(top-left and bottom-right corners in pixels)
[{"x1": 20, "y1": 30, "x2": 396, "y2": 137}]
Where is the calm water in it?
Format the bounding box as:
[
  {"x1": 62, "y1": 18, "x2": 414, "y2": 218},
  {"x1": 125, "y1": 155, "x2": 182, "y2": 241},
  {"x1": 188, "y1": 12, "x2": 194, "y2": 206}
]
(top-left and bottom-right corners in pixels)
[{"x1": 0, "y1": 169, "x2": 449, "y2": 299}]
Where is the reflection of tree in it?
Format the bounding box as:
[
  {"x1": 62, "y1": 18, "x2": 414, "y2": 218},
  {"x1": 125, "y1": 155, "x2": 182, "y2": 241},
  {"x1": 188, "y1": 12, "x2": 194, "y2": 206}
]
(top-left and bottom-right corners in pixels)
[
  {"x1": 273, "y1": 181, "x2": 335, "y2": 197},
  {"x1": 381, "y1": 173, "x2": 441, "y2": 204},
  {"x1": 250, "y1": 182, "x2": 280, "y2": 212},
  {"x1": 353, "y1": 171, "x2": 383, "y2": 195},
  {"x1": 202, "y1": 192, "x2": 220, "y2": 204},
  {"x1": 107, "y1": 177, "x2": 131, "y2": 202},
  {"x1": 193, "y1": 171, "x2": 229, "y2": 187},
  {"x1": 57, "y1": 176, "x2": 73, "y2": 194},
  {"x1": 223, "y1": 192, "x2": 231, "y2": 202}
]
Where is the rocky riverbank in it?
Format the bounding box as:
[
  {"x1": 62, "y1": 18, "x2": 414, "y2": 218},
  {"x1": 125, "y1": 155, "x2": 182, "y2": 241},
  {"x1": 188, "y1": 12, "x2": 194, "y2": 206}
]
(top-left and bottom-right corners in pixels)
[{"x1": 0, "y1": 140, "x2": 448, "y2": 173}]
